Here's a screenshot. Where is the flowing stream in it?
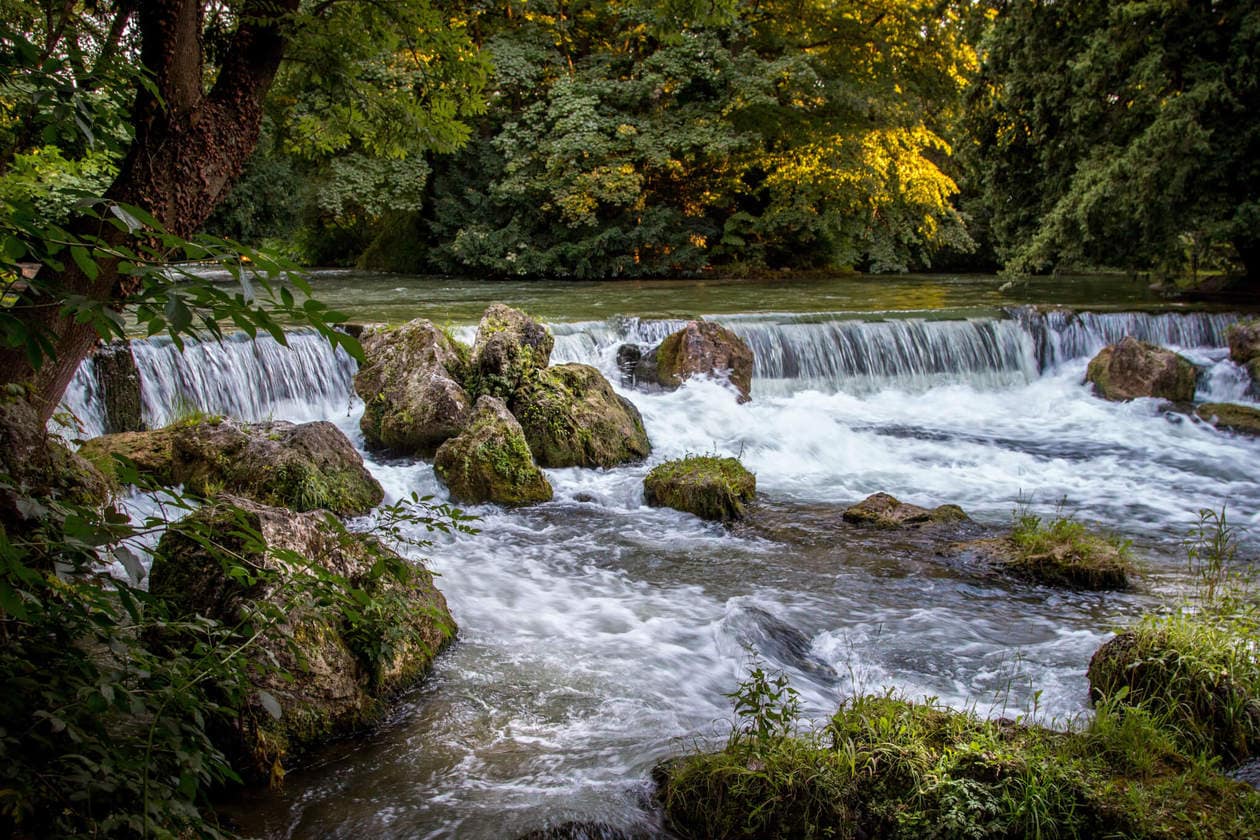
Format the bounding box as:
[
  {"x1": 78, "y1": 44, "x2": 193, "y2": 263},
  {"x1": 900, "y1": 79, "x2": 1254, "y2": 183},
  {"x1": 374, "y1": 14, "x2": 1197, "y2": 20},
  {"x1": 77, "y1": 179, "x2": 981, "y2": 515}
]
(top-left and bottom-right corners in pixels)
[{"x1": 62, "y1": 278, "x2": 1260, "y2": 838}]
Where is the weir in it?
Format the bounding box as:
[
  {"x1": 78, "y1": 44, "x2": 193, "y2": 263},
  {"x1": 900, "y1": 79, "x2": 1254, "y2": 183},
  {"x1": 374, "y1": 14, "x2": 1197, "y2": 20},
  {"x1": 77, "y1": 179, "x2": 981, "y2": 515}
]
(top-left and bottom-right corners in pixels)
[{"x1": 62, "y1": 308, "x2": 1247, "y2": 437}]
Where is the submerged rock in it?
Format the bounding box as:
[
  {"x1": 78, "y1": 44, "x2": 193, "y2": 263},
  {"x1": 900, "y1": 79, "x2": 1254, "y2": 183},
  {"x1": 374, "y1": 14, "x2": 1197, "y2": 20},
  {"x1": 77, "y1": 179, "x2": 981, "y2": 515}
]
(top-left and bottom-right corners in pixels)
[
  {"x1": 150, "y1": 496, "x2": 455, "y2": 778},
  {"x1": 354, "y1": 318, "x2": 473, "y2": 456},
  {"x1": 511, "y1": 363, "x2": 651, "y2": 468},
  {"x1": 956, "y1": 535, "x2": 1131, "y2": 591},
  {"x1": 468, "y1": 304, "x2": 554, "y2": 400},
  {"x1": 1197, "y1": 402, "x2": 1260, "y2": 436},
  {"x1": 92, "y1": 340, "x2": 145, "y2": 433},
  {"x1": 1085, "y1": 336, "x2": 1198, "y2": 402},
  {"x1": 513, "y1": 823, "x2": 651, "y2": 840},
  {"x1": 651, "y1": 320, "x2": 754, "y2": 402},
  {"x1": 80, "y1": 418, "x2": 383, "y2": 515},
  {"x1": 643, "y1": 456, "x2": 755, "y2": 522},
  {"x1": 842, "y1": 493, "x2": 970, "y2": 528},
  {"x1": 434, "y1": 396, "x2": 553, "y2": 506}
]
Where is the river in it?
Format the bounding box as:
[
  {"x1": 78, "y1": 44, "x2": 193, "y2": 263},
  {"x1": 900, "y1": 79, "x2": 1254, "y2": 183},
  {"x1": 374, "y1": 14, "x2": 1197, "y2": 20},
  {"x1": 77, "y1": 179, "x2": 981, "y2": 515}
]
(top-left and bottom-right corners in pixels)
[{"x1": 62, "y1": 271, "x2": 1260, "y2": 838}]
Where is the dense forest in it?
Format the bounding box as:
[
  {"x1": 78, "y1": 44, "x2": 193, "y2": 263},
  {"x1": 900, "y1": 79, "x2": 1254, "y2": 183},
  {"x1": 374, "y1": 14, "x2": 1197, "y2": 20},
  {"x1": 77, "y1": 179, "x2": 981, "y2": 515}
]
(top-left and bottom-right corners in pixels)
[{"x1": 5, "y1": 1, "x2": 1259, "y2": 284}]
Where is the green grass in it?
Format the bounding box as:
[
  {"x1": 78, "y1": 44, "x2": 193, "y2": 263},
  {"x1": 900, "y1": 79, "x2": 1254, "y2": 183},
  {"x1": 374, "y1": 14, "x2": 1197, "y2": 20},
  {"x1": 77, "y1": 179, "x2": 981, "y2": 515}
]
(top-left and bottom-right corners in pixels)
[
  {"x1": 659, "y1": 689, "x2": 1260, "y2": 840},
  {"x1": 1006, "y1": 510, "x2": 1134, "y2": 590}
]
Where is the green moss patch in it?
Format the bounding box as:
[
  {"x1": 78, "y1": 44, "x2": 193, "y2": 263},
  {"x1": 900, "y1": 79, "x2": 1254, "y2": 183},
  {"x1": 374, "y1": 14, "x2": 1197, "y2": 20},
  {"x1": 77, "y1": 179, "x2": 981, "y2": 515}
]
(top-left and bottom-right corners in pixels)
[
  {"x1": 1196, "y1": 402, "x2": 1260, "y2": 436},
  {"x1": 658, "y1": 693, "x2": 1260, "y2": 840},
  {"x1": 433, "y1": 396, "x2": 553, "y2": 506},
  {"x1": 956, "y1": 512, "x2": 1133, "y2": 590},
  {"x1": 644, "y1": 455, "x2": 755, "y2": 522}
]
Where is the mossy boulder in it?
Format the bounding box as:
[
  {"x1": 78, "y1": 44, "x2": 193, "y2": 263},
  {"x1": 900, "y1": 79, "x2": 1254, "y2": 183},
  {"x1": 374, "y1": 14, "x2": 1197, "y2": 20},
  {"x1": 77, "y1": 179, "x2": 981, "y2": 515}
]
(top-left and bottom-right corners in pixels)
[
  {"x1": 433, "y1": 396, "x2": 553, "y2": 506},
  {"x1": 354, "y1": 318, "x2": 473, "y2": 456},
  {"x1": 1197, "y1": 402, "x2": 1260, "y2": 435},
  {"x1": 1085, "y1": 336, "x2": 1198, "y2": 402},
  {"x1": 92, "y1": 340, "x2": 145, "y2": 433},
  {"x1": 652, "y1": 320, "x2": 754, "y2": 402},
  {"x1": 150, "y1": 496, "x2": 455, "y2": 779},
  {"x1": 0, "y1": 395, "x2": 112, "y2": 532},
  {"x1": 80, "y1": 418, "x2": 383, "y2": 515},
  {"x1": 1227, "y1": 320, "x2": 1260, "y2": 365},
  {"x1": 841, "y1": 493, "x2": 970, "y2": 528},
  {"x1": 468, "y1": 304, "x2": 554, "y2": 399},
  {"x1": 643, "y1": 456, "x2": 755, "y2": 522},
  {"x1": 1089, "y1": 618, "x2": 1260, "y2": 764},
  {"x1": 511, "y1": 363, "x2": 651, "y2": 468}
]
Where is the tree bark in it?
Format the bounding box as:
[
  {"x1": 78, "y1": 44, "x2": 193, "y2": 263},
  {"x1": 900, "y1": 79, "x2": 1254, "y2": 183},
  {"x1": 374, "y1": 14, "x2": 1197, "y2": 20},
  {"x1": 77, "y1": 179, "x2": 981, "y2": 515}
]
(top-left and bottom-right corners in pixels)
[{"x1": 0, "y1": 0, "x2": 300, "y2": 422}]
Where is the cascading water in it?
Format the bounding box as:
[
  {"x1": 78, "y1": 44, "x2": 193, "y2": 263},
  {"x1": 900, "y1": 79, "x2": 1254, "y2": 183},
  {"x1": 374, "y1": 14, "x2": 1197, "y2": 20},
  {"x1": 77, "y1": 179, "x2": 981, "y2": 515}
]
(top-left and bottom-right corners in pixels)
[{"x1": 61, "y1": 304, "x2": 1260, "y2": 839}]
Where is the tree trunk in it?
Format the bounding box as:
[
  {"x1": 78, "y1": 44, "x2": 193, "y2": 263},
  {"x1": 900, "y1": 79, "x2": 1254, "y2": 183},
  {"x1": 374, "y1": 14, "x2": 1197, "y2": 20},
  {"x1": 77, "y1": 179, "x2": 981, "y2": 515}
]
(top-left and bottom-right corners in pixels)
[{"x1": 0, "y1": 0, "x2": 299, "y2": 423}]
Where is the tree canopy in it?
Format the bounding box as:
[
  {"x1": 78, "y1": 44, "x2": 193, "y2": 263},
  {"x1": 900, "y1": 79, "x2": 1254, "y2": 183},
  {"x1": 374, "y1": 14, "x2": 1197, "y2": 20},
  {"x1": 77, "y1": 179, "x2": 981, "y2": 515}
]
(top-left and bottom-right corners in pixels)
[{"x1": 967, "y1": 0, "x2": 1260, "y2": 282}]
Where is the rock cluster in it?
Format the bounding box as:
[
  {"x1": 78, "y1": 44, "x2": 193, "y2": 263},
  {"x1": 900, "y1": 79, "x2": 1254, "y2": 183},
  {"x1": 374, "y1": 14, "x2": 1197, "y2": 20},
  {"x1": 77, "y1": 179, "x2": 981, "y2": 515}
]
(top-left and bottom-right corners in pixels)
[
  {"x1": 1227, "y1": 319, "x2": 1260, "y2": 392},
  {"x1": 841, "y1": 492, "x2": 969, "y2": 528},
  {"x1": 356, "y1": 305, "x2": 651, "y2": 505}
]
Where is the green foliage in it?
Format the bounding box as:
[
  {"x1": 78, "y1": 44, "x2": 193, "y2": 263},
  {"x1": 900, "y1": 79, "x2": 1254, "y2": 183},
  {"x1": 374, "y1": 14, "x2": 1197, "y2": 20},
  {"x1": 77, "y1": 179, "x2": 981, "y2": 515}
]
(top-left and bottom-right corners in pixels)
[
  {"x1": 0, "y1": 458, "x2": 474, "y2": 836},
  {"x1": 726, "y1": 662, "x2": 800, "y2": 748},
  {"x1": 968, "y1": 0, "x2": 1260, "y2": 281},
  {"x1": 1090, "y1": 507, "x2": 1260, "y2": 764},
  {"x1": 354, "y1": 0, "x2": 980, "y2": 276},
  {"x1": 659, "y1": 679, "x2": 1260, "y2": 840}
]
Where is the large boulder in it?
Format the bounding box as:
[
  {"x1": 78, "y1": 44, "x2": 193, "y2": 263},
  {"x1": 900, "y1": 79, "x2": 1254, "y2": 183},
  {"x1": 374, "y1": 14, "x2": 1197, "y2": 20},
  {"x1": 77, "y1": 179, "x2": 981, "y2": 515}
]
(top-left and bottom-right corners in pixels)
[
  {"x1": 434, "y1": 396, "x2": 553, "y2": 505},
  {"x1": 80, "y1": 418, "x2": 383, "y2": 515},
  {"x1": 841, "y1": 493, "x2": 969, "y2": 528},
  {"x1": 468, "y1": 304, "x2": 554, "y2": 399},
  {"x1": 1196, "y1": 402, "x2": 1260, "y2": 436},
  {"x1": 0, "y1": 396, "x2": 112, "y2": 533},
  {"x1": 511, "y1": 364, "x2": 651, "y2": 468},
  {"x1": 651, "y1": 320, "x2": 754, "y2": 402},
  {"x1": 354, "y1": 318, "x2": 473, "y2": 456},
  {"x1": 644, "y1": 456, "x2": 756, "y2": 522},
  {"x1": 92, "y1": 340, "x2": 145, "y2": 433},
  {"x1": 150, "y1": 496, "x2": 455, "y2": 778},
  {"x1": 1085, "y1": 336, "x2": 1198, "y2": 402},
  {"x1": 1227, "y1": 320, "x2": 1260, "y2": 365}
]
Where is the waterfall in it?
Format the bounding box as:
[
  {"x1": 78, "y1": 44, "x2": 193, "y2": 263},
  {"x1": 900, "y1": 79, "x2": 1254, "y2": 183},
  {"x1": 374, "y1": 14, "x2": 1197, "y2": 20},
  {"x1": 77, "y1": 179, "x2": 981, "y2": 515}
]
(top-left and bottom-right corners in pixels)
[
  {"x1": 60, "y1": 308, "x2": 1250, "y2": 438},
  {"x1": 554, "y1": 308, "x2": 1243, "y2": 395},
  {"x1": 61, "y1": 330, "x2": 357, "y2": 438}
]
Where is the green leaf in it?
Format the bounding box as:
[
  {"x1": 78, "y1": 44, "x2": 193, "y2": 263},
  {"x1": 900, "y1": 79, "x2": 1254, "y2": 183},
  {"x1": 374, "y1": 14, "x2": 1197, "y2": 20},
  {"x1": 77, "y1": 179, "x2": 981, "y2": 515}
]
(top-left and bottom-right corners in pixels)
[
  {"x1": 70, "y1": 246, "x2": 99, "y2": 280},
  {"x1": 256, "y1": 689, "x2": 283, "y2": 720}
]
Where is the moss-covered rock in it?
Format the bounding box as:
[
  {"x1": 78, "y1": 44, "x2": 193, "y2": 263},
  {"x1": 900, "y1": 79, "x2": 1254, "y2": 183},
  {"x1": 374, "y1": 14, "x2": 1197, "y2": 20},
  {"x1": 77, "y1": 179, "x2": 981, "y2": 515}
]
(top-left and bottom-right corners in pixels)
[
  {"x1": 644, "y1": 456, "x2": 755, "y2": 522},
  {"x1": 1085, "y1": 336, "x2": 1198, "y2": 402},
  {"x1": 1088, "y1": 613, "x2": 1260, "y2": 764},
  {"x1": 954, "y1": 513, "x2": 1132, "y2": 590},
  {"x1": 433, "y1": 396, "x2": 553, "y2": 505},
  {"x1": 468, "y1": 304, "x2": 554, "y2": 400},
  {"x1": 150, "y1": 496, "x2": 455, "y2": 779},
  {"x1": 841, "y1": 492, "x2": 970, "y2": 528},
  {"x1": 0, "y1": 395, "x2": 112, "y2": 532},
  {"x1": 652, "y1": 320, "x2": 754, "y2": 402},
  {"x1": 80, "y1": 418, "x2": 383, "y2": 515},
  {"x1": 657, "y1": 693, "x2": 1260, "y2": 840},
  {"x1": 92, "y1": 340, "x2": 145, "y2": 433},
  {"x1": 354, "y1": 318, "x2": 473, "y2": 456},
  {"x1": 1196, "y1": 402, "x2": 1260, "y2": 436},
  {"x1": 511, "y1": 363, "x2": 651, "y2": 468},
  {"x1": 1227, "y1": 320, "x2": 1260, "y2": 365}
]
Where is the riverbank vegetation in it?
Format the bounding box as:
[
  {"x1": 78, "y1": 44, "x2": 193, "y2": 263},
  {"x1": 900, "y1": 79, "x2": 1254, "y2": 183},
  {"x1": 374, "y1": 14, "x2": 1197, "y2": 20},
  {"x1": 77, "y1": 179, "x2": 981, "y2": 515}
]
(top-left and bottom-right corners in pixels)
[{"x1": 659, "y1": 508, "x2": 1260, "y2": 838}]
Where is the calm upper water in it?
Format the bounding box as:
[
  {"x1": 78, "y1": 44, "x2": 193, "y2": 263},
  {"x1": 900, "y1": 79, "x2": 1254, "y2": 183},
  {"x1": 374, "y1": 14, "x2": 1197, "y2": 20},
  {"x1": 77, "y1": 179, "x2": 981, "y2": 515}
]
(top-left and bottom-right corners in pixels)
[{"x1": 65, "y1": 272, "x2": 1260, "y2": 839}]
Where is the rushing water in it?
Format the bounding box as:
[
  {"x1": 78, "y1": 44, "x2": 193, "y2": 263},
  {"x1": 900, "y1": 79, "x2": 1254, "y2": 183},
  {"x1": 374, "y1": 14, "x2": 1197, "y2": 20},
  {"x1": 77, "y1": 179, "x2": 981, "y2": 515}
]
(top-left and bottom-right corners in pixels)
[{"x1": 60, "y1": 279, "x2": 1260, "y2": 838}]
